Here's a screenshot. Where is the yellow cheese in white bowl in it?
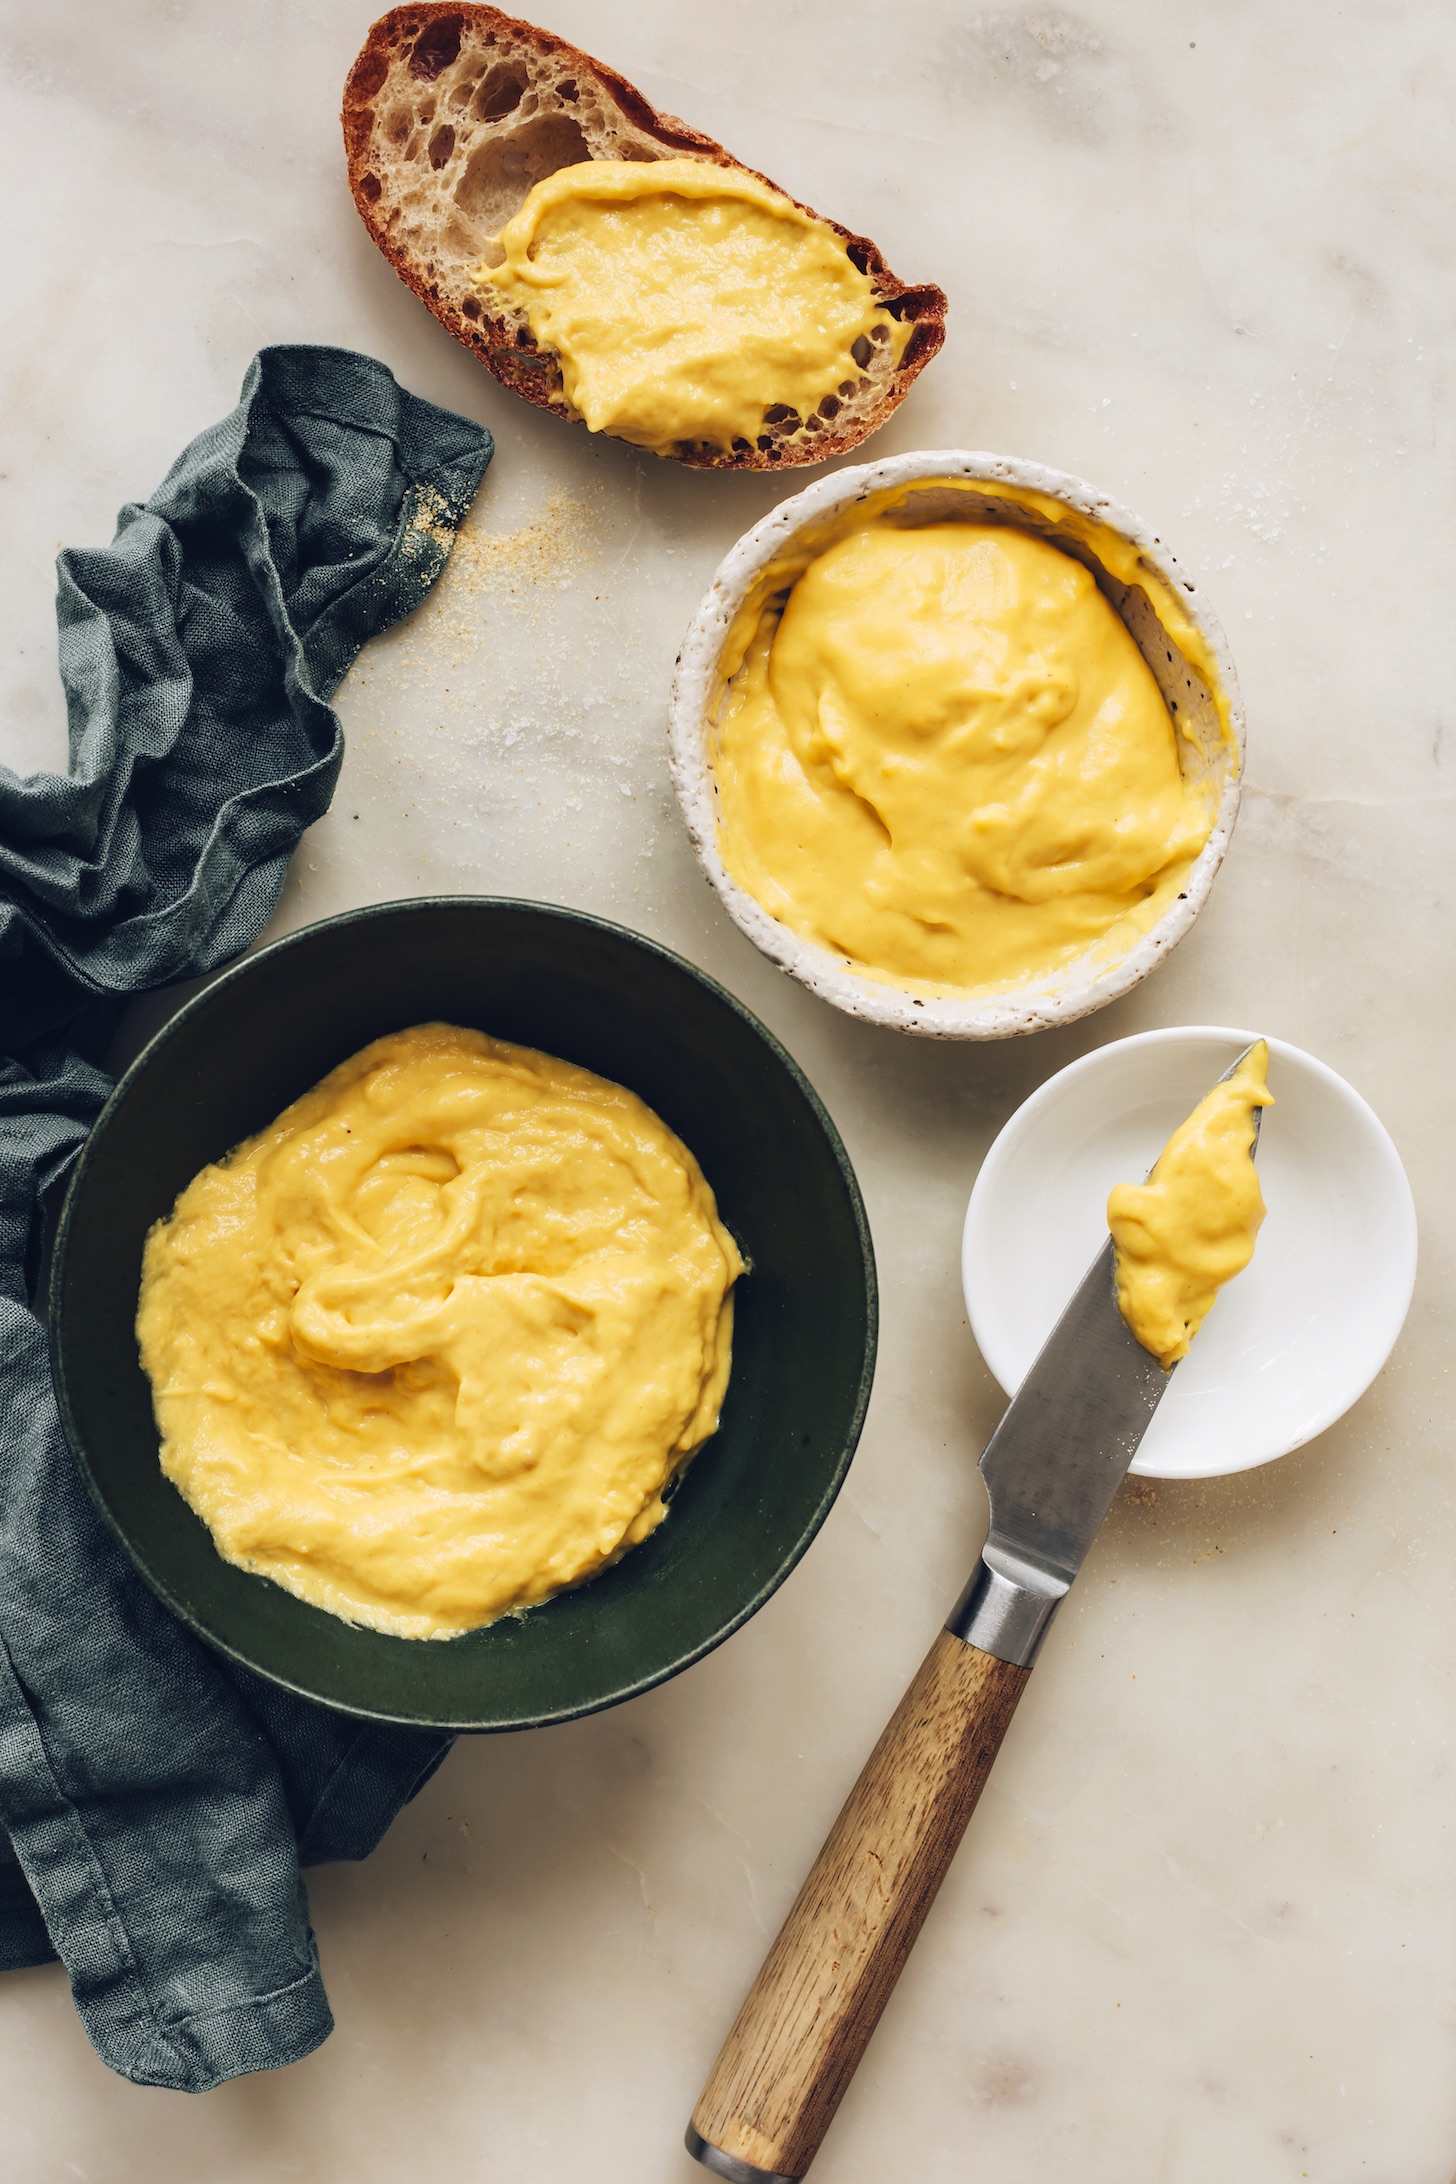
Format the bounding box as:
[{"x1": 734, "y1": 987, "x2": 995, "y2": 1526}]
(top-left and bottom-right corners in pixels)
[{"x1": 669, "y1": 450, "x2": 1244, "y2": 1039}]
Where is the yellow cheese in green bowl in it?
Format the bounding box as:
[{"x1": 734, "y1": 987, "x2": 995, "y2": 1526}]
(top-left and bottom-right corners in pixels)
[{"x1": 51, "y1": 899, "x2": 876, "y2": 1729}]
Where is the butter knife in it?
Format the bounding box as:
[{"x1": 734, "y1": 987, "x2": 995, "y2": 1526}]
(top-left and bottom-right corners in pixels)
[{"x1": 687, "y1": 1051, "x2": 1262, "y2": 2183}]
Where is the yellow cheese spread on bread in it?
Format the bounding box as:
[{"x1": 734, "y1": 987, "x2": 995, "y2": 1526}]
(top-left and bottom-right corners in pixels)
[
  {"x1": 136, "y1": 1025, "x2": 743, "y2": 1639},
  {"x1": 711, "y1": 517, "x2": 1218, "y2": 996},
  {"x1": 472, "y1": 158, "x2": 907, "y2": 454},
  {"x1": 1108, "y1": 1040, "x2": 1273, "y2": 1368}
]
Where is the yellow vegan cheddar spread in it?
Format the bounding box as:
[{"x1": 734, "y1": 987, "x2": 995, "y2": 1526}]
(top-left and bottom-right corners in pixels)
[
  {"x1": 712, "y1": 514, "x2": 1221, "y2": 997},
  {"x1": 135, "y1": 1026, "x2": 744, "y2": 1639},
  {"x1": 472, "y1": 157, "x2": 905, "y2": 453},
  {"x1": 1108, "y1": 1041, "x2": 1273, "y2": 1368}
]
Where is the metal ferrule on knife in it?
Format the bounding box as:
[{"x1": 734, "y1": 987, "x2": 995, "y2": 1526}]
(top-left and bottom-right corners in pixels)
[{"x1": 948, "y1": 1552, "x2": 1068, "y2": 1668}]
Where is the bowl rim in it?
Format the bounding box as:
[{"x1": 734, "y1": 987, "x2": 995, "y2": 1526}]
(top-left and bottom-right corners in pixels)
[
  {"x1": 668, "y1": 447, "x2": 1247, "y2": 1041},
  {"x1": 49, "y1": 894, "x2": 879, "y2": 1731},
  {"x1": 960, "y1": 1022, "x2": 1418, "y2": 1480}
]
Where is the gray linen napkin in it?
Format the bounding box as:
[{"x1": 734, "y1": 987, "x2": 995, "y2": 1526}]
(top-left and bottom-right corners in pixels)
[{"x1": 0, "y1": 346, "x2": 493, "y2": 2088}]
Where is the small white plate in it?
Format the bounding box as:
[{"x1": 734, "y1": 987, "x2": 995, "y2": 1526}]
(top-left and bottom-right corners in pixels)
[{"x1": 961, "y1": 1026, "x2": 1418, "y2": 1479}]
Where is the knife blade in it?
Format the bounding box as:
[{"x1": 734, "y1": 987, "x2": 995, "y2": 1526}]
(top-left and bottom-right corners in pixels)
[
  {"x1": 951, "y1": 1039, "x2": 1263, "y2": 1667},
  {"x1": 687, "y1": 1043, "x2": 1264, "y2": 2184}
]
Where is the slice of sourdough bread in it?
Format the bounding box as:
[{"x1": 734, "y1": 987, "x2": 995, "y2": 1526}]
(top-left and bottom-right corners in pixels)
[{"x1": 342, "y1": 4, "x2": 948, "y2": 469}]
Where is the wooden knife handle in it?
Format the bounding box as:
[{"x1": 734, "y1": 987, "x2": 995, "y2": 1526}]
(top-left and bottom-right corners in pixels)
[{"x1": 688, "y1": 1628, "x2": 1030, "y2": 2181}]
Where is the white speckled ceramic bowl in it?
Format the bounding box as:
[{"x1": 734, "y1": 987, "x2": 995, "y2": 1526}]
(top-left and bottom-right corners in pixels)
[{"x1": 668, "y1": 451, "x2": 1245, "y2": 1039}]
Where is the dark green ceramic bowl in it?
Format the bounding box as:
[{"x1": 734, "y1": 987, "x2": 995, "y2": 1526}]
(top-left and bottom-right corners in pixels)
[{"x1": 50, "y1": 898, "x2": 876, "y2": 1732}]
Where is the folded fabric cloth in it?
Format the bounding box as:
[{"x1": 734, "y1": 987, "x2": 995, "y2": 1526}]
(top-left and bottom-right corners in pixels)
[{"x1": 0, "y1": 346, "x2": 493, "y2": 2089}]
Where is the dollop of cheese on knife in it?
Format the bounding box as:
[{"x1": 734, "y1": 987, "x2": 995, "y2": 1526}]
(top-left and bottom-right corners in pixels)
[{"x1": 1108, "y1": 1041, "x2": 1273, "y2": 1368}]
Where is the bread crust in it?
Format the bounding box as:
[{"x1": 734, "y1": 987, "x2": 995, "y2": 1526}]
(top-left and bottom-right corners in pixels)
[{"x1": 343, "y1": 3, "x2": 947, "y2": 469}]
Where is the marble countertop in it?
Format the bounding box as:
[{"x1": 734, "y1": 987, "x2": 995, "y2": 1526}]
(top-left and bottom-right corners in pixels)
[{"x1": 3, "y1": 0, "x2": 1454, "y2": 2176}]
